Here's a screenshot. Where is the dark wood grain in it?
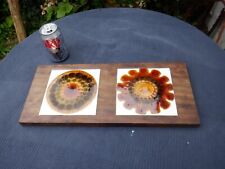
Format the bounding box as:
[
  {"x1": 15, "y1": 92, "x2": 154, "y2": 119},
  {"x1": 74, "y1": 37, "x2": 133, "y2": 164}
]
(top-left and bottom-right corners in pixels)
[{"x1": 19, "y1": 63, "x2": 200, "y2": 126}]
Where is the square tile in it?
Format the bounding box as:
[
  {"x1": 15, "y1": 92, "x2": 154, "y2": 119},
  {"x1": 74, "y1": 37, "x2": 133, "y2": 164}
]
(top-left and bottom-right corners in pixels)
[
  {"x1": 39, "y1": 69, "x2": 100, "y2": 115},
  {"x1": 116, "y1": 68, "x2": 178, "y2": 116}
]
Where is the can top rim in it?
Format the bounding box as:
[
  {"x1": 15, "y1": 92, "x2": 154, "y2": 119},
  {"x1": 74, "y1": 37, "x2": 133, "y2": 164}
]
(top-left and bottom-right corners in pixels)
[{"x1": 39, "y1": 23, "x2": 57, "y2": 36}]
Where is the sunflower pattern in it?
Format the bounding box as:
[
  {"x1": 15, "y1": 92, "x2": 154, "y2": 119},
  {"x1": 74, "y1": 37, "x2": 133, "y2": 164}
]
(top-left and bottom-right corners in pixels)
[{"x1": 117, "y1": 68, "x2": 175, "y2": 114}]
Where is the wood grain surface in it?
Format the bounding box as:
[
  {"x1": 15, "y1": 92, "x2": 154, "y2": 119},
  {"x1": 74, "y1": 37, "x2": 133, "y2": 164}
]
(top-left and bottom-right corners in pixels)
[{"x1": 19, "y1": 63, "x2": 200, "y2": 126}]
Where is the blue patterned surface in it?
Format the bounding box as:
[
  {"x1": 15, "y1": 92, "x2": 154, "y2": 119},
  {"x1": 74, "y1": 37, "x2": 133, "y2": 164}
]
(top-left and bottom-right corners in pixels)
[{"x1": 0, "y1": 8, "x2": 225, "y2": 169}]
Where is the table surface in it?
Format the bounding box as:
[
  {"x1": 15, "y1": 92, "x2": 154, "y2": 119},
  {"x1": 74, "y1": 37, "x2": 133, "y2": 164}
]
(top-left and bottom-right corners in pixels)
[{"x1": 0, "y1": 8, "x2": 225, "y2": 169}]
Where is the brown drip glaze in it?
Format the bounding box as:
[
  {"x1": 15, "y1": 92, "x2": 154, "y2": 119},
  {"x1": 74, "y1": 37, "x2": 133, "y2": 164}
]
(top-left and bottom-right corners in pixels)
[
  {"x1": 117, "y1": 68, "x2": 174, "y2": 113},
  {"x1": 67, "y1": 82, "x2": 78, "y2": 89},
  {"x1": 139, "y1": 68, "x2": 149, "y2": 76},
  {"x1": 160, "y1": 99, "x2": 170, "y2": 109},
  {"x1": 150, "y1": 69, "x2": 161, "y2": 77},
  {"x1": 128, "y1": 70, "x2": 138, "y2": 76},
  {"x1": 121, "y1": 75, "x2": 133, "y2": 81}
]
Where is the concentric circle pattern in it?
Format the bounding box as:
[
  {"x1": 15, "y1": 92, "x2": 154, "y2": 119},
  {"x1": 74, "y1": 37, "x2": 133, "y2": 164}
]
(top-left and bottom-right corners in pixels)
[
  {"x1": 47, "y1": 70, "x2": 97, "y2": 113},
  {"x1": 129, "y1": 78, "x2": 158, "y2": 101}
]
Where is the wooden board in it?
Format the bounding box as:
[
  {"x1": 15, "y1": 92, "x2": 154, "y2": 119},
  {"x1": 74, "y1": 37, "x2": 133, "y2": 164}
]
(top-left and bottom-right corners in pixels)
[{"x1": 19, "y1": 63, "x2": 200, "y2": 126}]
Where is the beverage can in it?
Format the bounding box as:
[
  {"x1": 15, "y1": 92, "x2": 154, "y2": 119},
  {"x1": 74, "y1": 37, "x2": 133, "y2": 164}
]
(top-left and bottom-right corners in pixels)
[{"x1": 39, "y1": 23, "x2": 69, "y2": 62}]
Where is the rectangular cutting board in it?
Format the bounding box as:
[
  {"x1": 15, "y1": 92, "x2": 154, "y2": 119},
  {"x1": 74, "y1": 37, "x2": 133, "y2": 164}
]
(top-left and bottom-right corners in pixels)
[{"x1": 19, "y1": 63, "x2": 200, "y2": 126}]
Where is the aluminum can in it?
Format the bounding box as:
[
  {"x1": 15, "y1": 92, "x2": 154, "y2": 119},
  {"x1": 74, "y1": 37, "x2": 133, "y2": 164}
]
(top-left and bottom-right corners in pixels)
[{"x1": 39, "y1": 23, "x2": 69, "y2": 62}]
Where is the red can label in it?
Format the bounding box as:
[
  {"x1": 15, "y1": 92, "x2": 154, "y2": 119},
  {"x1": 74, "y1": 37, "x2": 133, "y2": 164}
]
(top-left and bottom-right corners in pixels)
[{"x1": 44, "y1": 38, "x2": 61, "y2": 49}]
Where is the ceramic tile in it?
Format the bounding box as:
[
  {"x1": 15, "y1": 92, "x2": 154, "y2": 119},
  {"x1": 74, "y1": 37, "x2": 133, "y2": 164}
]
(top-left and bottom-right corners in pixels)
[
  {"x1": 116, "y1": 68, "x2": 178, "y2": 116},
  {"x1": 39, "y1": 69, "x2": 100, "y2": 115}
]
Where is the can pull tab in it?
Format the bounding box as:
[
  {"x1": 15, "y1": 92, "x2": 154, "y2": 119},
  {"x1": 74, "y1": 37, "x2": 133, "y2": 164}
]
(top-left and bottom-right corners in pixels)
[
  {"x1": 40, "y1": 23, "x2": 57, "y2": 35},
  {"x1": 46, "y1": 25, "x2": 53, "y2": 33}
]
